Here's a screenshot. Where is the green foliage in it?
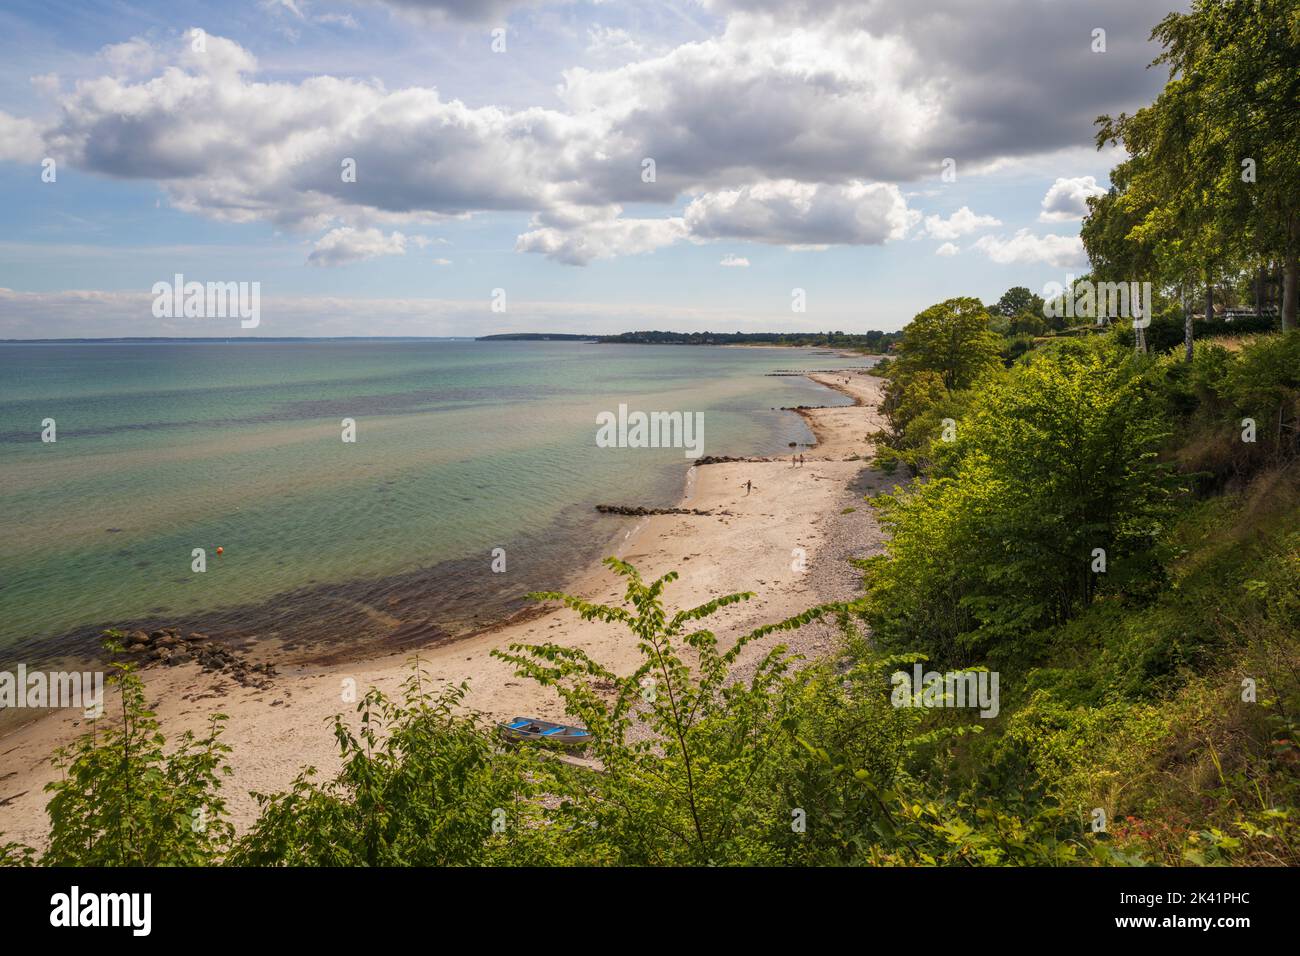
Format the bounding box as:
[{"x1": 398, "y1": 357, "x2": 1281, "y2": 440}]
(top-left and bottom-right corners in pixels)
[
  {"x1": 993, "y1": 286, "x2": 1045, "y2": 319},
  {"x1": 1090, "y1": 0, "x2": 1300, "y2": 330},
  {"x1": 878, "y1": 296, "x2": 1003, "y2": 472},
  {"x1": 0, "y1": 839, "x2": 37, "y2": 867},
  {"x1": 893, "y1": 297, "x2": 1002, "y2": 393},
  {"x1": 230, "y1": 664, "x2": 528, "y2": 866},
  {"x1": 493, "y1": 558, "x2": 844, "y2": 865},
  {"x1": 1124, "y1": 313, "x2": 1280, "y2": 354},
  {"x1": 1220, "y1": 331, "x2": 1300, "y2": 450},
  {"x1": 41, "y1": 633, "x2": 234, "y2": 866},
  {"x1": 958, "y1": 394, "x2": 1300, "y2": 865},
  {"x1": 864, "y1": 340, "x2": 1178, "y2": 664}
]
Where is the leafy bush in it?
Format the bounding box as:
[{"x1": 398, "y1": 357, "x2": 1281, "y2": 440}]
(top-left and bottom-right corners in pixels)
[
  {"x1": 41, "y1": 634, "x2": 234, "y2": 866},
  {"x1": 493, "y1": 558, "x2": 843, "y2": 865},
  {"x1": 1127, "y1": 313, "x2": 1280, "y2": 354},
  {"x1": 230, "y1": 667, "x2": 529, "y2": 866},
  {"x1": 864, "y1": 340, "x2": 1179, "y2": 664}
]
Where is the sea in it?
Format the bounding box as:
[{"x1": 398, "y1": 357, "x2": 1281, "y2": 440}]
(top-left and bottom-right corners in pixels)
[{"x1": 0, "y1": 340, "x2": 871, "y2": 666}]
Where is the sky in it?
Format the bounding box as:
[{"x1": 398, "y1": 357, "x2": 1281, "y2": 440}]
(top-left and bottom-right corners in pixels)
[{"x1": 0, "y1": 0, "x2": 1187, "y2": 338}]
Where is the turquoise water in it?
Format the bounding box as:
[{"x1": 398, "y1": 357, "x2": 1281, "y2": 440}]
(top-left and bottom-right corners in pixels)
[{"x1": 0, "y1": 341, "x2": 866, "y2": 663}]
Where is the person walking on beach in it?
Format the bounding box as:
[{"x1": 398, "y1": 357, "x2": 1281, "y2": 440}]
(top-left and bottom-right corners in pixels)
[
  {"x1": 745, "y1": 479, "x2": 753, "y2": 495},
  {"x1": 798, "y1": 453, "x2": 805, "y2": 468}
]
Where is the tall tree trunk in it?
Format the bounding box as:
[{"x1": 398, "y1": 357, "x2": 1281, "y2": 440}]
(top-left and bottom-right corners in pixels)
[
  {"x1": 1255, "y1": 266, "x2": 1265, "y2": 316},
  {"x1": 1183, "y1": 286, "x2": 1194, "y2": 362}
]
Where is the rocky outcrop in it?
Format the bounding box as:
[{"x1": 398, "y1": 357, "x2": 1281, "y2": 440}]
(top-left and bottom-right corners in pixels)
[
  {"x1": 122, "y1": 627, "x2": 275, "y2": 689},
  {"x1": 691, "y1": 455, "x2": 772, "y2": 466},
  {"x1": 595, "y1": 504, "x2": 713, "y2": 516}
]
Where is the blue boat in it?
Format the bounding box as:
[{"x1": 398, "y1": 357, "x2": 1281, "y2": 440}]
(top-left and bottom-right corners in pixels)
[{"x1": 498, "y1": 717, "x2": 591, "y2": 747}]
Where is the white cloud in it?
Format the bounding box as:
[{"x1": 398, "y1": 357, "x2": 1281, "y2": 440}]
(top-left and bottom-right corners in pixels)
[
  {"x1": 41, "y1": 32, "x2": 561, "y2": 234},
  {"x1": 935, "y1": 242, "x2": 959, "y2": 256},
  {"x1": 1039, "y1": 175, "x2": 1108, "y2": 221},
  {"x1": 921, "y1": 206, "x2": 1001, "y2": 240},
  {"x1": 516, "y1": 180, "x2": 918, "y2": 264},
  {"x1": 515, "y1": 205, "x2": 689, "y2": 265},
  {"x1": 719, "y1": 254, "x2": 750, "y2": 267},
  {"x1": 684, "y1": 181, "x2": 917, "y2": 247},
  {"x1": 6, "y1": 0, "x2": 1174, "y2": 265},
  {"x1": 308, "y1": 227, "x2": 411, "y2": 266},
  {"x1": 262, "y1": 0, "x2": 361, "y2": 29},
  {"x1": 973, "y1": 229, "x2": 1086, "y2": 268},
  {"x1": 0, "y1": 113, "x2": 44, "y2": 162}
]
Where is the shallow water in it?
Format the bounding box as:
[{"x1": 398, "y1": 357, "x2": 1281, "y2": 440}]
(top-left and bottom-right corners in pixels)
[{"x1": 0, "y1": 340, "x2": 868, "y2": 663}]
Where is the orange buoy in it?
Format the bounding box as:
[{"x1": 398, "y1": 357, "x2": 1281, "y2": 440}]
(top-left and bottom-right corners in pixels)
[{"x1": 216, "y1": 547, "x2": 224, "y2": 555}]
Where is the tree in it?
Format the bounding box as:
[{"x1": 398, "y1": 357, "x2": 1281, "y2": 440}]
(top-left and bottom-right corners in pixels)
[
  {"x1": 864, "y1": 340, "x2": 1178, "y2": 662},
  {"x1": 1080, "y1": 164, "x2": 1159, "y2": 284},
  {"x1": 995, "y1": 287, "x2": 1045, "y2": 320},
  {"x1": 894, "y1": 297, "x2": 1002, "y2": 392},
  {"x1": 1093, "y1": 0, "x2": 1300, "y2": 342}
]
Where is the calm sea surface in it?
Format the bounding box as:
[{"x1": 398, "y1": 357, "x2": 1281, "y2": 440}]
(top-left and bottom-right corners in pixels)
[{"x1": 0, "y1": 340, "x2": 869, "y2": 664}]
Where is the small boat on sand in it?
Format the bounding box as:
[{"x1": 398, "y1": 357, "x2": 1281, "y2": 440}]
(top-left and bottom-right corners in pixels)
[{"x1": 498, "y1": 717, "x2": 591, "y2": 747}]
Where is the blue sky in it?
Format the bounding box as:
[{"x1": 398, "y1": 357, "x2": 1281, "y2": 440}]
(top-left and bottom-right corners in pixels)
[{"x1": 0, "y1": 0, "x2": 1183, "y2": 337}]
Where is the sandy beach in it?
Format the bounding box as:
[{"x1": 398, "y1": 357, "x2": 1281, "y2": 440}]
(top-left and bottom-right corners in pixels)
[{"x1": 0, "y1": 365, "x2": 892, "y2": 847}]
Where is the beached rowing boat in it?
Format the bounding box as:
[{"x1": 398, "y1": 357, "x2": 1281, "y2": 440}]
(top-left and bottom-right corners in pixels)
[{"x1": 498, "y1": 717, "x2": 591, "y2": 747}]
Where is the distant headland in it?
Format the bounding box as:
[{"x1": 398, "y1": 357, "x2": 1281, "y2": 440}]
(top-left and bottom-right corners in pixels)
[{"x1": 478, "y1": 330, "x2": 901, "y2": 350}]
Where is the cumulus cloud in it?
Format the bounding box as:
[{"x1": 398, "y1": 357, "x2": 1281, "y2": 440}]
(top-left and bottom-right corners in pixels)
[
  {"x1": 0, "y1": 113, "x2": 43, "y2": 163},
  {"x1": 1039, "y1": 175, "x2": 1109, "y2": 221},
  {"x1": 719, "y1": 254, "x2": 750, "y2": 267},
  {"x1": 695, "y1": 0, "x2": 1173, "y2": 168},
  {"x1": 5, "y1": 0, "x2": 1174, "y2": 264},
  {"x1": 684, "y1": 181, "x2": 917, "y2": 247},
  {"x1": 921, "y1": 206, "x2": 1001, "y2": 240},
  {"x1": 308, "y1": 227, "x2": 413, "y2": 266},
  {"x1": 973, "y1": 229, "x2": 1086, "y2": 268},
  {"x1": 935, "y1": 242, "x2": 959, "y2": 256},
  {"x1": 515, "y1": 206, "x2": 689, "y2": 265},
  {"x1": 38, "y1": 32, "x2": 568, "y2": 233},
  {"x1": 515, "y1": 180, "x2": 919, "y2": 264},
  {"x1": 556, "y1": 0, "x2": 1175, "y2": 206},
  {"x1": 556, "y1": 18, "x2": 937, "y2": 203}
]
